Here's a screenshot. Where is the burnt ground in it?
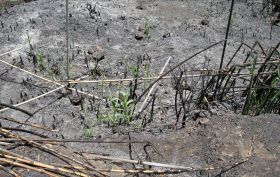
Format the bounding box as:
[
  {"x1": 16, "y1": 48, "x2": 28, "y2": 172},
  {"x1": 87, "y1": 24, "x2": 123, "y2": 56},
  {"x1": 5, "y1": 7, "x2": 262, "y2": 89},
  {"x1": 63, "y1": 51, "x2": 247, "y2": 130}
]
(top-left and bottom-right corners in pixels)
[{"x1": 0, "y1": 0, "x2": 279, "y2": 176}]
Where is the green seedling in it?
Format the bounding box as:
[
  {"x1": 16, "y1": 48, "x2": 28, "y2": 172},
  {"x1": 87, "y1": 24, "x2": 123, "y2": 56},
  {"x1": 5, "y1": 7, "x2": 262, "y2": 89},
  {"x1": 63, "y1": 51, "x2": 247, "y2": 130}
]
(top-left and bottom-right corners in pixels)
[
  {"x1": 243, "y1": 52, "x2": 257, "y2": 114},
  {"x1": 144, "y1": 17, "x2": 150, "y2": 37},
  {"x1": 36, "y1": 52, "x2": 45, "y2": 71},
  {"x1": 82, "y1": 121, "x2": 94, "y2": 139},
  {"x1": 144, "y1": 63, "x2": 150, "y2": 90},
  {"x1": 27, "y1": 33, "x2": 33, "y2": 50},
  {"x1": 102, "y1": 91, "x2": 134, "y2": 126},
  {"x1": 243, "y1": 51, "x2": 280, "y2": 115}
]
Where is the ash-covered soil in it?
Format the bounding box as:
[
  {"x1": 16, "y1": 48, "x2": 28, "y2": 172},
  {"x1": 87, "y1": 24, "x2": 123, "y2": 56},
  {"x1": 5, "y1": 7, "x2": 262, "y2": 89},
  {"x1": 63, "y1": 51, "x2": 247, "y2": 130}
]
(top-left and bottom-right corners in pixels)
[{"x1": 0, "y1": 0, "x2": 279, "y2": 176}]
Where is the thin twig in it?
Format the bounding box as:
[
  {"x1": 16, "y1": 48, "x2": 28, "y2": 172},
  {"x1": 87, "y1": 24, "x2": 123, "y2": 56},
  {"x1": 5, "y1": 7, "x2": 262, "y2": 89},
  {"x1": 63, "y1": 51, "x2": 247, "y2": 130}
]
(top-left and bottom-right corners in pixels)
[
  {"x1": 0, "y1": 138, "x2": 149, "y2": 144},
  {"x1": 135, "y1": 57, "x2": 171, "y2": 118},
  {"x1": 66, "y1": 0, "x2": 70, "y2": 80},
  {"x1": 0, "y1": 56, "x2": 99, "y2": 99},
  {"x1": 0, "y1": 86, "x2": 65, "y2": 113},
  {"x1": 136, "y1": 40, "x2": 224, "y2": 104},
  {"x1": 0, "y1": 102, "x2": 33, "y2": 116},
  {"x1": 0, "y1": 47, "x2": 24, "y2": 57},
  {"x1": 0, "y1": 115, "x2": 54, "y2": 131},
  {"x1": 0, "y1": 164, "x2": 20, "y2": 177},
  {"x1": 0, "y1": 128, "x2": 106, "y2": 176},
  {"x1": 0, "y1": 152, "x2": 89, "y2": 177},
  {"x1": 0, "y1": 157, "x2": 60, "y2": 177}
]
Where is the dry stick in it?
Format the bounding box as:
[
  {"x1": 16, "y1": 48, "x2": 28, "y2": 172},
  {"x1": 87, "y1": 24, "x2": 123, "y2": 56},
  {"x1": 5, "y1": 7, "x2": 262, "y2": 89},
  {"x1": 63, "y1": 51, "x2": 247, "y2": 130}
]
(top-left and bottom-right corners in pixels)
[
  {"x1": 0, "y1": 72, "x2": 101, "y2": 113},
  {"x1": 52, "y1": 163, "x2": 194, "y2": 174},
  {"x1": 135, "y1": 57, "x2": 171, "y2": 118},
  {"x1": 66, "y1": 69, "x2": 279, "y2": 84},
  {"x1": 0, "y1": 157, "x2": 60, "y2": 177},
  {"x1": 0, "y1": 85, "x2": 64, "y2": 113},
  {"x1": 0, "y1": 47, "x2": 24, "y2": 57},
  {"x1": 0, "y1": 56, "x2": 99, "y2": 99},
  {"x1": 0, "y1": 115, "x2": 53, "y2": 131},
  {"x1": 0, "y1": 142, "x2": 10, "y2": 146},
  {"x1": 66, "y1": 0, "x2": 70, "y2": 80},
  {"x1": 0, "y1": 164, "x2": 20, "y2": 177},
  {"x1": 0, "y1": 129, "x2": 106, "y2": 177},
  {"x1": 255, "y1": 42, "x2": 280, "y2": 82},
  {"x1": 220, "y1": 0, "x2": 235, "y2": 70},
  {"x1": 55, "y1": 59, "x2": 280, "y2": 85},
  {"x1": 0, "y1": 153, "x2": 90, "y2": 177},
  {"x1": 100, "y1": 169, "x2": 192, "y2": 174},
  {"x1": 89, "y1": 155, "x2": 250, "y2": 175},
  {"x1": 136, "y1": 40, "x2": 224, "y2": 104},
  {"x1": 0, "y1": 147, "x2": 40, "y2": 165},
  {"x1": 0, "y1": 138, "x2": 149, "y2": 144},
  {"x1": 217, "y1": 0, "x2": 235, "y2": 95},
  {"x1": 0, "y1": 102, "x2": 33, "y2": 116},
  {"x1": 85, "y1": 154, "x2": 207, "y2": 171},
  {"x1": 1, "y1": 127, "x2": 48, "y2": 138}
]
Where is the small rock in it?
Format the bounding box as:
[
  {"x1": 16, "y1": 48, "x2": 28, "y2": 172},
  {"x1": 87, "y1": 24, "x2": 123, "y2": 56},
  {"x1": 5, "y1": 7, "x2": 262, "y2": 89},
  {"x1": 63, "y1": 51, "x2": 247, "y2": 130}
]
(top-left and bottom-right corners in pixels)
[
  {"x1": 201, "y1": 19, "x2": 209, "y2": 26},
  {"x1": 69, "y1": 95, "x2": 82, "y2": 106},
  {"x1": 136, "y1": 4, "x2": 144, "y2": 10},
  {"x1": 135, "y1": 31, "x2": 144, "y2": 40},
  {"x1": 135, "y1": 26, "x2": 146, "y2": 40},
  {"x1": 198, "y1": 118, "x2": 210, "y2": 125},
  {"x1": 88, "y1": 45, "x2": 105, "y2": 62},
  {"x1": 118, "y1": 15, "x2": 126, "y2": 20}
]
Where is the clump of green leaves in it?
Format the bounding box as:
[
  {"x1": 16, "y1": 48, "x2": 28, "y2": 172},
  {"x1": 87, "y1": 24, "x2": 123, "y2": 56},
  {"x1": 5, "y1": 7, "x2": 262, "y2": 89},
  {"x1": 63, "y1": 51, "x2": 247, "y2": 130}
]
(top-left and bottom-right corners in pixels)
[
  {"x1": 243, "y1": 52, "x2": 280, "y2": 115},
  {"x1": 100, "y1": 91, "x2": 134, "y2": 126},
  {"x1": 36, "y1": 52, "x2": 46, "y2": 71},
  {"x1": 144, "y1": 17, "x2": 150, "y2": 37},
  {"x1": 82, "y1": 122, "x2": 94, "y2": 139}
]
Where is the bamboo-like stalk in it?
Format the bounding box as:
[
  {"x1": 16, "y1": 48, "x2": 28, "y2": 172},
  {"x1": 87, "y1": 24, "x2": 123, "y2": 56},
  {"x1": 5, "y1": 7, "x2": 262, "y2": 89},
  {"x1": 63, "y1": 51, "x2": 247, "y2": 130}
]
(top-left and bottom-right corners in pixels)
[
  {"x1": 0, "y1": 85, "x2": 65, "y2": 113},
  {"x1": 220, "y1": 0, "x2": 235, "y2": 70},
  {"x1": 0, "y1": 157, "x2": 60, "y2": 177},
  {"x1": 66, "y1": 0, "x2": 70, "y2": 80},
  {"x1": 0, "y1": 128, "x2": 106, "y2": 177},
  {"x1": 85, "y1": 154, "x2": 198, "y2": 171},
  {"x1": 0, "y1": 47, "x2": 24, "y2": 57},
  {"x1": 52, "y1": 163, "x2": 195, "y2": 174},
  {"x1": 0, "y1": 138, "x2": 149, "y2": 144},
  {"x1": 0, "y1": 55, "x2": 99, "y2": 99},
  {"x1": 0, "y1": 115, "x2": 54, "y2": 131},
  {"x1": 0, "y1": 153, "x2": 89, "y2": 177},
  {"x1": 0, "y1": 164, "x2": 20, "y2": 177},
  {"x1": 135, "y1": 57, "x2": 171, "y2": 118},
  {"x1": 60, "y1": 70, "x2": 277, "y2": 84},
  {"x1": 0, "y1": 102, "x2": 33, "y2": 116}
]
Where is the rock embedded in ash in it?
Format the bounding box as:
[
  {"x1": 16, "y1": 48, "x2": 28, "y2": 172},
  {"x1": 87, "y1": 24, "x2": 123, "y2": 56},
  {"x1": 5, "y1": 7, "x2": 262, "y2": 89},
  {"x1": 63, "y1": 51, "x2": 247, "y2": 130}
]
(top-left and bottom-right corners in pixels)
[
  {"x1": 201, "y1": 19, "x2": 209, "y2": 26},
  {"x1": 69, "y1": 95, "x2": 82, "y2": 106},
  {"x1": 135, "y1": 31, "x2": 144, "y2": 40},
  {"x1": 135, "y1": 27, "x2": 145, "y2": 40},
  {"x1": 136, "y1": 3, "x2": 144, "y2": 10},
  {"x1": 88, "y1": 45, "x2": 105, "y2": 62},
  {"x1": 197, "y1": 118, "x2": 210, "y2": 125},
  {"x1": 118, "y1": 15, "x2": 126, "y2": 20}
]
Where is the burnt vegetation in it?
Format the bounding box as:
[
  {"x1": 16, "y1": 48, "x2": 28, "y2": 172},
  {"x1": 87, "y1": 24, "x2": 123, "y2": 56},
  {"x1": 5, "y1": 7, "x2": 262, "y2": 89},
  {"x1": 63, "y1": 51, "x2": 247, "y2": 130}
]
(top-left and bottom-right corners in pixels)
[{"x1": 0, "y1": 0, "x2": 279, "y2": 176}]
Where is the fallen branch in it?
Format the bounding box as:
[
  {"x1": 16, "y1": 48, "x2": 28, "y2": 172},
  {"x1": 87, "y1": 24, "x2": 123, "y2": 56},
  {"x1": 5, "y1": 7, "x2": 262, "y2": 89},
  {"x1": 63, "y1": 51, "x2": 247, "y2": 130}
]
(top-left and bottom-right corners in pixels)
[
  {"x1": 0, "y1": 55, "x2": 99, "y2": 100},
  {"x1": 135, "y1": 56, "x2": 171, "y2": 119},
  {"x1": 0, "y1": 115, "x2": 54, "y2": 131},
  {"x1": 0, "y1": 128, "x2": 106, "y2": 177},
  {"x1": 0, "y1": 157, "x2": 60, "y2": 177},
  {"x1": 0, "y1": 152, "x2": 90, "y2": 177},
  {"x1": 0, "y1": 164, "x2": 20, "y2": 177},
  {"x1": 135, "y1": 40, "x2": 225, "y2": 104},
  {"x1": 0, "y1": 138, "x2": 149, "y2": 144},
  {"x1": 0, "y1": 102, "x2": 33, "y2": 116}
]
